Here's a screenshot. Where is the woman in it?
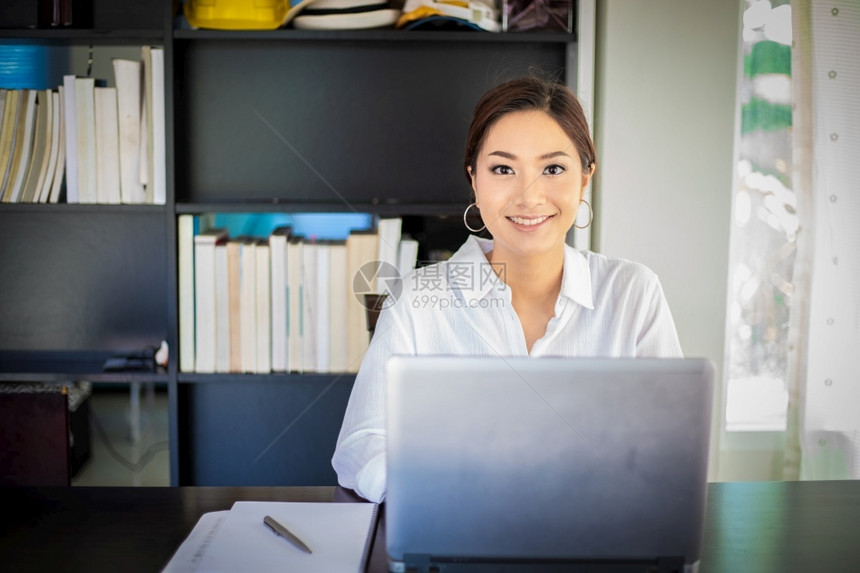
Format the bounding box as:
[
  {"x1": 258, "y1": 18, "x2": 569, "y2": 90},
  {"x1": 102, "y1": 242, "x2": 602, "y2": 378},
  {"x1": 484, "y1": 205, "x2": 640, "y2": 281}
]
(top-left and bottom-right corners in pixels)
[{"x1": 332, "y1": 76, "x2": 682, "y2": 503}]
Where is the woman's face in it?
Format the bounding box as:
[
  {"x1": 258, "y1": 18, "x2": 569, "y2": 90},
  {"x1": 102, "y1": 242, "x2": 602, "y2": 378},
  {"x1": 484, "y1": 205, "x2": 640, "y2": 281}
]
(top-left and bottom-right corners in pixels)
[{"x1": 469, "y1": 109, "x2": 593, "y2": 260}]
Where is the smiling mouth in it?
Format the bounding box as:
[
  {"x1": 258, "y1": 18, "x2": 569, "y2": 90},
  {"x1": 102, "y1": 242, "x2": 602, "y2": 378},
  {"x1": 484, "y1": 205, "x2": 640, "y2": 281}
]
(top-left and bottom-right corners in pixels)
[{"x1": 507, "y1": 215, "x2": 554, "y2": 226}]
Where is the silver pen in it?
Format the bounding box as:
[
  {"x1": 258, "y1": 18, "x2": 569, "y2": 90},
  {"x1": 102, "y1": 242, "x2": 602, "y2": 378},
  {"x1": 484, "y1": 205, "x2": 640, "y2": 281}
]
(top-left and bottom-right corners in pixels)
[{"x1": 263, "y1": 515, "x2": 313, "y2": 554}]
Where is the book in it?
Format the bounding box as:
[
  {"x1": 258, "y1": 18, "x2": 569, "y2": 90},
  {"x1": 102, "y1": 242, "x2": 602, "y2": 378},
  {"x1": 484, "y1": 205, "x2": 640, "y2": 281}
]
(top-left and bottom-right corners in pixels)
[
  {"x1": 269, "y1": 226, "x2": 291, "y2": 373},
  {"x1": 239, "y1": 238, "x2": 258, "y2": 373},
  {"x1": 163, "y1": 501, "x2": 379, "y2": 573},
  {"x1": 398, "y1": 237, "x2": 419, "y2": 277},
  {"x1": 255, "y1": 241, "x2": 272, "y2": 374},
  {"x1": 46, "y1": 88, "x2": 66, "y2": 203},
  {"x1": 315, "y1": 242, "x2": 330, "y2": 373},
  {"x1": 375, "y1": 217, "x2": 402, "y2": 288},
  {"x1": 94, "y1": 86, "x2": 122, "y2": 204},
  {"x1": 36, "y1": 90, "x2": 61, "y2": 203},
  {"x1": 112, "y1": 58, "x2": 146, "y2": 204},
  {"x1": 300, "y1": 242, "x2": 318, "y2": 372},
  {"x1": 139, "y1": 45, "x2": 166, "y2": 203},
  {"x1": 62, "y1": 75, "x2": 79, "y2": 203},
  {"x1": 287, "y1": 237, "x2": 304, "y2": 373},
  {"x1": 345, "y1": 229, "x2": 380, "y2": 372},
  {"x1": 178, "y1": 215, "x2": 196, "y2": 373},
  {"x1": 0, "y1": 89, "x2": 20, "y2": 199},
  {"x1": 328, "y1": 240, "x2": 349, "y2": 373},
  {"x1": 149, "y1": 47, "x2": 166, "y2": 205},
  {"x1": 194, "y1": 228, "x2": 228, "y2": 373},
  {"x1": 214, "y1": 242, "x2": 231, "y2": 373},
  {"x1": 19, "y1": 89, "x2": 51, "y2": 203},
  {"x1": 140, "y1": 46, "x2": 152, "y2": 197},
  {"x1": 5, "y1": 90, "x2": 37, "y2": 204},
  {"x1": 74, "y1": 77, "x2": 97, "y2": 203},
  {"x1": 15, "y1": 89, "x2": 40, "y2": 202},
  {"x1": 226, "y1": 240, "x2": 243, "y2": 373}
]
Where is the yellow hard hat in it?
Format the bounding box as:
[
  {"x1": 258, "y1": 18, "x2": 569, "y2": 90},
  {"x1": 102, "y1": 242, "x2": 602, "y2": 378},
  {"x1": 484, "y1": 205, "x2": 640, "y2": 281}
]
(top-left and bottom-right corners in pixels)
[{"x1": 184, "y1": 0, "x2": 321, "y2": 30}]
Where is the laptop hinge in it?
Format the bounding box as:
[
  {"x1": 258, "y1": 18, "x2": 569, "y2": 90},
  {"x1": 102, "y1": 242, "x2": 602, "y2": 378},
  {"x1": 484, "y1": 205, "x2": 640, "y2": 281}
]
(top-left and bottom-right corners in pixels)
[{"x1": 399, "y1": 554, "x2": 690, "y2": 573}]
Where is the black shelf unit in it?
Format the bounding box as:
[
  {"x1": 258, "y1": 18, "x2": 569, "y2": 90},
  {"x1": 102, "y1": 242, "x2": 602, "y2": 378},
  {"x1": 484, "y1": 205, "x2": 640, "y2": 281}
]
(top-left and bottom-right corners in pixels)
[
  {"x1": 175, "y1": 201, "x2": 462, "y2": 215},
  {"x1": 0, "y1": 29, "x2": 165, "y2": 44},
  {"x1": 1, "y1": 0, "x2": 579, "y2": 487},
  {"x1": 0, "y1": 351, "x2": 168, "y2": 383},
  {"x1": 0, "y1": 202, "x2": 165, "y2": 213},
  {"x1": 172, "y1": 28, "x2": 576, "y2": 43}
]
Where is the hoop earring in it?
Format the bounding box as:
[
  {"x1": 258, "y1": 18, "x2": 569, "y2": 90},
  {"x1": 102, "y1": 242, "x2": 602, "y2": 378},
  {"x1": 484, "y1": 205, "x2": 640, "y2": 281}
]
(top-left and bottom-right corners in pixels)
[
  {"x1": 463, "y1": 202, "x2": 486, "y2": 233},
  {"x1": 574, "y1": 199, "x2": 593, "y2": 229}
]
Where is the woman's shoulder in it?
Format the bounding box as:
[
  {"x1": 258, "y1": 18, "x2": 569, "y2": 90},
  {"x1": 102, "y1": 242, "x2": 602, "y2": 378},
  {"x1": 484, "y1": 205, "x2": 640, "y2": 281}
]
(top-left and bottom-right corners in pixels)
[
  {"x1": 399, "y1": 259, "x2": 450, "y2": 289},
  {"x1": 399, "y1": 237, "x2": 492, "y2": 293},
  {"x1": 390, "y1": 259, "x2": 451, "y2": 309}
]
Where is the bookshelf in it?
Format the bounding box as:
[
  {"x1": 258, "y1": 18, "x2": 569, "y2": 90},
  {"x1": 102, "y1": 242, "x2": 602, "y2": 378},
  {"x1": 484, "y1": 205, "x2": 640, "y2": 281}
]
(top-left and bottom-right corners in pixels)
[{"x1": 0, "y1": 0, "x2": 582, "y2": 487}]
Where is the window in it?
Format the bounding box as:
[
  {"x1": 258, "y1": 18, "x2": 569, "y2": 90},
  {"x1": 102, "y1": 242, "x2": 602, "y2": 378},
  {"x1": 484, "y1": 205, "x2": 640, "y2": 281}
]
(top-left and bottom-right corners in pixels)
[{"x1": 724, "y1": 0, "x2": 794, "y2": 432}]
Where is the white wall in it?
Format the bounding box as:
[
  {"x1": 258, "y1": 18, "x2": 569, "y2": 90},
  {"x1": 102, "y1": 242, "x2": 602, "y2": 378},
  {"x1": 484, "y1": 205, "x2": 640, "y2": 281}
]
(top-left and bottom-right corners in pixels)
[{"x1": 593, "y1": 0, "x2": 741, "y2": 480}]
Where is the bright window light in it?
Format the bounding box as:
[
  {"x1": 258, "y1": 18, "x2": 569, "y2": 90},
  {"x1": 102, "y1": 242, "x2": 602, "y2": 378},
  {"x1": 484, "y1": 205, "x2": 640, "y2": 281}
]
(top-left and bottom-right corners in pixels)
[{"x1": 724, "y1": 0, "x2": 794, "y2": 432}]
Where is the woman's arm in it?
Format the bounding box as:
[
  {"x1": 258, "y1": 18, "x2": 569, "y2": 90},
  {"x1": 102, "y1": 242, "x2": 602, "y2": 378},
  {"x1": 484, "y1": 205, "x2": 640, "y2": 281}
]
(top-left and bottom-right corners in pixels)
[
  {"x1": 635, "y1": 276, "x2": 683, "y2": 358},
  {"x1": 331, "y1": 300, "x2": 415, "y2": 502}
]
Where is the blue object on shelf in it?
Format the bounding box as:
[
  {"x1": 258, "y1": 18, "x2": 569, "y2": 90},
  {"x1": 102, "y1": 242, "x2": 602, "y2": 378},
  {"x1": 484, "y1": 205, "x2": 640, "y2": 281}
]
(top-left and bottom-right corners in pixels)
[
  {"x1": 0, "y1": 44, "x2": 54, "y2": 90},
  {"x1": 211, "y1": 212, "x2": 373, "y2": 241}
]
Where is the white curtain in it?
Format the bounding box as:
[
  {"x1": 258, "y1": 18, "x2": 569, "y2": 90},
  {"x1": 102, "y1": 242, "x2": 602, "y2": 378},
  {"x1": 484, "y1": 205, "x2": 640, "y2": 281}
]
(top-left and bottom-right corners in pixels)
[{"x1": 786, "y1": 0, "x2": 860, "y2": 480}]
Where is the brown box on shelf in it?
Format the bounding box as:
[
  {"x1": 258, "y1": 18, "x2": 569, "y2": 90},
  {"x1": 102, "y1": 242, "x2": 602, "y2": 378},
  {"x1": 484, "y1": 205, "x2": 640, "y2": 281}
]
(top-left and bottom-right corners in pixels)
[{"x1": 0, "y1": 382, "x2": 91, "y2": 485}]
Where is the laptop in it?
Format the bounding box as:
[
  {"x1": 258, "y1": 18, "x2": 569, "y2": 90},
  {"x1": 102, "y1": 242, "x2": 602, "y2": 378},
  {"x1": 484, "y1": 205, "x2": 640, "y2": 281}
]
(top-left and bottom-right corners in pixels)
[{"x1": 385, "y1": 356, "x2": 714, "y2": 573}]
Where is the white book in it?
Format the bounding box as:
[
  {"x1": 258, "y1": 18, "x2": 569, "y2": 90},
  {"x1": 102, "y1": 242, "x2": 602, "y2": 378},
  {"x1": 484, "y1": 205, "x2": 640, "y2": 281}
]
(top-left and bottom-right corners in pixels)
[
  {"x1": 163, "y1": 501, "x2": 379, "y2": 573},
  {"x1": 139, "y1": 46, "x2": 151, "y2": 195},
  {"x1": 239, "y1": 239, "x2": 258, "y2": 373},
  {"x1": 315, "y1": 242, "x2": 331, "y2": 373},
  {"x1": 397, "y1": 238, "x2": 419, "y2": 277},
  {"x1": 345, "y1": 230, "x2": 379, "y2": 372},
  {"x1": 74, "y1": 77, "x2": 97, "y2": 203},
  {"x1": 255, "y1": 242, "x2": 271, "y2": 374},
  {"x1": 328, "y1": 241, "x2": 349, "y2": 373},
  {"x1": 112, "y1": 58, "x2": 146, "y2": 204},
  {"x1": 94, "y1": 86, "x2": 122, "y2": 204},
  {"x1": 214, "y1": 243, "x2": 231, "y2": 373},
  {"x1": 375, "y1": 217, "x2": 402, "y2": 290},
  {"x1": 62, "y1": 75, "x2": 79, "y2": 203},
  {"x1": 287, "y1": 238, "x2": 304, "y2": 373},
  {"x1": 226, "y1": 240, "x2": 243, "y2": 373},
  {"x1": 37, "y1": 90, "x2": 61, "y2": 203},
  {"x1": 7, "y1": 90, "x2": 37, "y2": 203},
  {"x1": 269, "y1": 227, "x2": 290, "y2": 372},
  {"x1": 194, "y1": 229, "x2": 227, "y2": 373},
  {"x1": 150, "y1": 47, "x2": 166, "y2": 204},
  {"x1": 47, "y1": 88, "x2": 66, "y2": 204},
  {"x1": 301, "y1": 242, "x2": 318, "y2": 372},
  {"x1": 178, "y1": 215, "x2": 196, "y2": 373}
]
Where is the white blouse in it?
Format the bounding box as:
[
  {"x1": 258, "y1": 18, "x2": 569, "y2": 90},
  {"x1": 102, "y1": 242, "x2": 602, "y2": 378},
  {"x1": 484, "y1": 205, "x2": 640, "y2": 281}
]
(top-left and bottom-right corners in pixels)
[{"x1": 331, "y1": 235, "x2": 683, "y2": 503}]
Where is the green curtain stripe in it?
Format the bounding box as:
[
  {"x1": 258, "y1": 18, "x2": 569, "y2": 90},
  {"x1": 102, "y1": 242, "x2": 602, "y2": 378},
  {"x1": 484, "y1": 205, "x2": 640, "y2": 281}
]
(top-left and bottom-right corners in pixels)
[
  {"x1": 745, "y1": 41, "x2": 792, "y2": 77},
  {"x1": 742, "y1": 98, "x2": 793, "y2": 133}
]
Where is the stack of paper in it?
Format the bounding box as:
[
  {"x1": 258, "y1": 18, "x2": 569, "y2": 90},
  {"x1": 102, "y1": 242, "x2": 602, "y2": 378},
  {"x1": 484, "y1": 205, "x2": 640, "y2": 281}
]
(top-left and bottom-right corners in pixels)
[{"x1": 162, "y1": 501, "x2": 378, "y2": 573}]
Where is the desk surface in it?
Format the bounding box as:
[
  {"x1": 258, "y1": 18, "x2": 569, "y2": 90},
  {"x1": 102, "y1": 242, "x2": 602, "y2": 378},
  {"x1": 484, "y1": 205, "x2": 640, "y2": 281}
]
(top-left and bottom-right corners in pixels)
[{"x1": 1, "y1": 481, "x2": 859, "y2": 572}]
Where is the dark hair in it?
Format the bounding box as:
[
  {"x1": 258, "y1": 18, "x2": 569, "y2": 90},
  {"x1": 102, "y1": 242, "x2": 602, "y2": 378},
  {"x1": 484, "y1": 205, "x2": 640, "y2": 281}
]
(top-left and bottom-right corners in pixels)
[{"x1": 464, "y1": 76, "x2": 596, "y2": 184}]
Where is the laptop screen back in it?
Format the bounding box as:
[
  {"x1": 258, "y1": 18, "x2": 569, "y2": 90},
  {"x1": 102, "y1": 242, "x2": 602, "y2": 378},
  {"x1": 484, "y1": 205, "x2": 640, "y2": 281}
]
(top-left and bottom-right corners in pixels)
[{"x1": 385, "y1": 356, "x2": 714, "y2": 572}]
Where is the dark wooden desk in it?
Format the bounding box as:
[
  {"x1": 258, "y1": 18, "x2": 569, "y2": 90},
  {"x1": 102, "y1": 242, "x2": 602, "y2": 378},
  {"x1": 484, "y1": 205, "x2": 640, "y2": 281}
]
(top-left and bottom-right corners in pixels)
[{"x1": 1, "y1": 481, "x2": 859, "y2": 572}]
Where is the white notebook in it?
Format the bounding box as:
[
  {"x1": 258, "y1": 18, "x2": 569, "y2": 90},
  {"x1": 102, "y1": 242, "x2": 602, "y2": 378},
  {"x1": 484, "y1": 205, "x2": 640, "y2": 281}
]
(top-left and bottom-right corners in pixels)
[{"x1": 162, "y1": 501, "x2": 378, "y2": 573}]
